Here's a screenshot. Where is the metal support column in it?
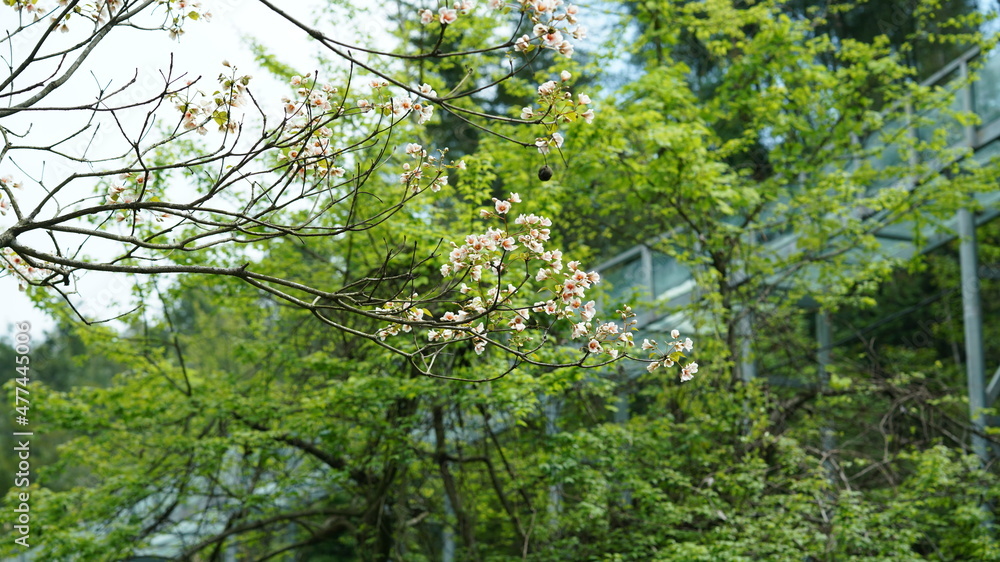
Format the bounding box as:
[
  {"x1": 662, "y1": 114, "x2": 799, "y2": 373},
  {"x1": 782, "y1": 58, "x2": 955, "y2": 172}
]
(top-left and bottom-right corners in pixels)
[
  {"x1": 738, "y1": 232, "x2": 756, "y2": 383},
  {"x1": 738, "y1": 311, "x2": 756, "y2": 383},
  {"x1": 817, "y1": 311, "x2": 837, "y2": 478},
  {"x1": 613, "y1": 393, "x2": 629, "y2": 424},
  {"x1": 442, "y1": 496, "x2": 455, "y2": 562},
  {"x1": 957, "y1": 57, "x2": 991, "y2": 463},
  {"x1": 545, "y1": 400, "x2": 562, "y2": 521},
  {"x1": 614, "y1": 393, "x2": 632, "y2": 505},
  {"x1": 817, "y1": 311, "x2": 831, "y2": 389},
  {"x1": 959, "y1": 207, "x2": 990, "y2": 462}
]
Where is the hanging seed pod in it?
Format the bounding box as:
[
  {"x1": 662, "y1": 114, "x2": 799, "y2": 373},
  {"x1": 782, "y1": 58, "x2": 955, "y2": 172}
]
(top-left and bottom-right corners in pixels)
[{"x1": 538, "y1": 165, "x2": 553, "y2": 182}]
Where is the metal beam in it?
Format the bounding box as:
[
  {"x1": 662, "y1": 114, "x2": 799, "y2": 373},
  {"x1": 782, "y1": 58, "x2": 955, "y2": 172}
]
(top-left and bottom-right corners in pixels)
[
  {"x1": 442, "y1": 497, "x2": 455, "y2": 562},
  {"x1": 817, "y1": 311, "x2": 837, "y2": 480},
  {"x1": 922, "y1": 45, "x2": 980, "y2": 88},
  {"x1": 987, "y1": 365, "x2": 1000, "y2": 406},
  {"x1": 817, "y1": 311, "x2": 831, "y2": 389},
  {"x1": 738, "y1": 311, "x2": 756, "y2": 383}
]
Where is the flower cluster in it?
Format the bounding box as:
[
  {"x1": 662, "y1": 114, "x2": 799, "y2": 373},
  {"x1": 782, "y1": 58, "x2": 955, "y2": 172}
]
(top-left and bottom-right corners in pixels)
[
  {"x1": 373, "y1": 296, "x2": 427, "y2": 339},
  {"x1": 416, "y1": 1, "x2": 584, "y2": 58},
  {"x1": 520, "y1": 71, "x2": 594, "y2": 153},
  {"x1": 285, "y1": 74, "x2": 338, "y2": 115},
  {"x1": 642, "y1": 329, "x2": 698, "y2": 382},
  {"x1": 418, "y1": 1, "x2": 473, "y2": 25},
  {"x1": 104, "y1": 173, "x2": 170, "y2": 224},
  {"x1": 0, "y1": 175, "x2": 22, "y2": 217},
  {"x1": 375, "y1": 197, "x2": 636, "y2": 363},
  {"x1": 398, "y1": 143, "x2": 465, "y2": 194},
  {"x1": 275, "y1": 75, "x2": 438, "y2": 181},
  {"x1": 169, "y1": 65, "x2": 251, "y2": 135},
  {"x1": 277, "y1": 73, "x2": 349, "y2": 178},
  {"x1": 1, "y1": 248, "x2": 56, "y2": 292},
  {"x1": 510, "y1": 0, "x2": 585, "y2": 58},
  {"x1": 11, "y1": 0, "x2": 209, "y2": 37},
  {"x1": 364, "y1": 81, "x2": 436, "y2": 125},
  {"x1": 162, "y1": 0, "x2": 211, "y2": 40}
]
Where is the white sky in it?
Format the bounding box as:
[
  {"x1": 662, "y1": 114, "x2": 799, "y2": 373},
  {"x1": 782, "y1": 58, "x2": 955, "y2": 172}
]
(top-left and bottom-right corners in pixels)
[{"x1": 0, "y1": 0, "x2": 328, "y2": 338}]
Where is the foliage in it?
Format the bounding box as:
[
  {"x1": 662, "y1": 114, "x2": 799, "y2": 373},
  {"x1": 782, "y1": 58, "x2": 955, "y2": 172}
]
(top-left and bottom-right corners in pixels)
[{"x1": 2, "y1": 0, "x2": 1000, "y2": 560}]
